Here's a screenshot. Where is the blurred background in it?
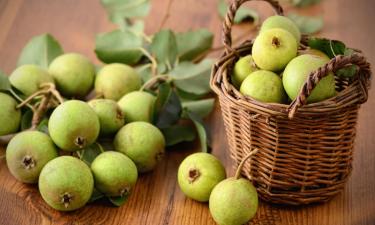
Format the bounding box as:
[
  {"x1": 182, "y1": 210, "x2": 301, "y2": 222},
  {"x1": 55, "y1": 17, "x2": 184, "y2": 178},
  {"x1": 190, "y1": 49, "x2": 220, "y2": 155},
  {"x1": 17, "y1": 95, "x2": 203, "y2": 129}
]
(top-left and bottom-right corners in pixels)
[{"x1": 0, "y1": 0, "x2": 374, "y2": 74}]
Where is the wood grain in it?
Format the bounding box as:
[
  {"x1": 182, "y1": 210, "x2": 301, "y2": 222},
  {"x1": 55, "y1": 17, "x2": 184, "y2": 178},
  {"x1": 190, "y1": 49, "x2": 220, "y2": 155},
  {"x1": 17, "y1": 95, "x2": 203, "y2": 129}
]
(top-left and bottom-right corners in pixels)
[{"x1": 0, "y1": 0, "x2": 374, "y2": 224}]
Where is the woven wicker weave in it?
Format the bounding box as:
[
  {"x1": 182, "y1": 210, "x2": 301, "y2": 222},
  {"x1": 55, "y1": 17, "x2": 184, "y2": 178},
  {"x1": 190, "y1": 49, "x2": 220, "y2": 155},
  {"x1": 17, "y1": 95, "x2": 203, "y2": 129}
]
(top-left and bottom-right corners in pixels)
[{"x1": 210, "y1": 0, "x2": 372, "y2": 205}]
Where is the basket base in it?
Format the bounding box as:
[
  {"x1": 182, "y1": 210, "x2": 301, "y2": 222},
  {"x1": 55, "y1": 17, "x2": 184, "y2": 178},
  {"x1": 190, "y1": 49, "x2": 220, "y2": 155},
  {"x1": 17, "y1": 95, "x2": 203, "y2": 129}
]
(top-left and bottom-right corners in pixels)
[{"x1": 240, "y1": 169, "x2": 350, "y2": 205}]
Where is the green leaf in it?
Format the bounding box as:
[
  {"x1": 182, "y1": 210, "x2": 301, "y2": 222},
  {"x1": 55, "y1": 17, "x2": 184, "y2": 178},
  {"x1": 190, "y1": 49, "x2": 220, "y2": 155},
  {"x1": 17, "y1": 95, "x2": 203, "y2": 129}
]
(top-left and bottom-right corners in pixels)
[
  {"x1": 21, "y1": 110, "x2": 33, "y2": 130},
  {"x1": 37, "y1": 118, "x2": 49, "y2": 134},
  {"x1": 170, "y1": 59, "x2": 214, "y2": 96},
  {"x1": 182, "y1": 98, "x2": 215, "y2": 119},
  {"x1": 79, "y1": 143, "x2": 105, "y2": 166},
  {"x1": 176, "y1": 29, "x2": 213, "y2": 61},
  {"x1": 17, "y1": 33, "x2": 63, "y2": 68},
  {"x1": 308, "y1": 38, "x2": 346, "y2": 58},
  {"x1": 177, "y1": 88, "x2": 206, "y2": 100},
  {"x1": 218, "y1": 0, "x2": 259, "y2": 24},
  {"x1": 137, "y1": 64, "x2": 152, "y2": 83},
  {"x1": 161, "y1": 125, "x2": 196, "y2": 146},
  {"x1": 150, "y1": 30, "x2": 178, "y2": 73},
  {"x1": 290, "y1": 0, "x2": 321, "y2": 7},
  {"x1": 89, "y1": 188, "x2": 105, "y2": 203},
  {"x1": 95, "y1": 29, "x2": 143, "y2": 65},
  {"x1": 108, "y1": 195, "x2": 130, "y2": 207},
  {"x1": 287, "y1": 13, "x2": 323, "y2": 34},
  {"x1": 0, "y1": 70, "x2": 11, "y2": 91},
  {"x1": 336, "y1": 65, "x2": 358, "y2": 78},
  {"x1": 154, "y1": 83, "x2": 182, "y2": 129},
  {"x1": 186, "y1": 111, "x2": 210, "y2": 153},
  {"x1": 308, "y1": 38, "x2": 358, "y2": 78},
  {"x1": 101, "y1": 0, "x2": 151, "y2": 27}
]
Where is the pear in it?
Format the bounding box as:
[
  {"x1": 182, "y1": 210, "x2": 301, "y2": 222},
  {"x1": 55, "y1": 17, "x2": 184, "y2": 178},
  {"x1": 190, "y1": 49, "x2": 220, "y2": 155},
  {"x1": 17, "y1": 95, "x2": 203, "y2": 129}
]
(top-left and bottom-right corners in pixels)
[
  {"x1": 209, "y1": 150, "x2": 259, "y2": 225},
  {"x1": 240, "y1": 70, "x2": 286, "y2": 103},
  {"x1": 283, "y1": 54, "x2": 336, "y2": 103},
  {"x1": 298, "y1": 48, "x2": 330, "y2": 60},
  {"x1": 88, "y1": 99, "x2": 124, "y2": 136},
  {"x1": 0, "y1": 93, "x2": 21, "y2": 136},
  {"x1": 91, "y1": 151, "x2": 138, "y2": 197},
  {"x1": 48, "y1": 53, "x2": 95, "y2": 98},
  {"x1": 232, "y1": 55, "x2": 258, "y2": 88},
  {"x1": 48, "y1": 100, "x2": 100, "y2": 151},
  {"x1": 6, "y1": 131, "x2": 58, "y2": 183},
  {"x1": 260, "y1": 15, "x2": 301, "y2": 43},
  {"x1": 252, "y1": 28, "x2": 297, "y2": 72},
  {"x1": 177, "y1": 152, "x2": 226, "y2": 202},
  {"x1": 95, "y1": 63, "x2": 141, "y2": 100},
  {"x1": 9, "y1": 64, "x2": 54, "y2": 96},
  {"x1": 39, "y1": 156, "x2": 94, "y2": 211},
  {"x1": 114, "y1": 122, "x2": 165, "y2": 173},
  {"x1": 117, "y1": 91, "x2": 156, "y2": 123}
]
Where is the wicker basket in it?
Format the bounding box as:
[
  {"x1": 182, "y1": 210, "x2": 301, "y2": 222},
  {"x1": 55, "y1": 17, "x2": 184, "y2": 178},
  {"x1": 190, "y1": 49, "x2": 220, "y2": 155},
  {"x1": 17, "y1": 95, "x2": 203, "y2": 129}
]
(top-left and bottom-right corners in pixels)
[{"x1": 210, "y1": 0, "x2": 372, "y2": 205}]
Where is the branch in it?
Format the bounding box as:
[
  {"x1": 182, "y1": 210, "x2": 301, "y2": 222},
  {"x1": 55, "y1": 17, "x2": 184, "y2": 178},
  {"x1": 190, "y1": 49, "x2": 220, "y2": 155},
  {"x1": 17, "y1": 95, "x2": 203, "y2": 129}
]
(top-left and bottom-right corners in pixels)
[
  {"x1": 158, "y1": 0, "x2": 174, "y2": 31},
  {"x1": 31, "y1": 92, "x2": 52, "y2": 129}
]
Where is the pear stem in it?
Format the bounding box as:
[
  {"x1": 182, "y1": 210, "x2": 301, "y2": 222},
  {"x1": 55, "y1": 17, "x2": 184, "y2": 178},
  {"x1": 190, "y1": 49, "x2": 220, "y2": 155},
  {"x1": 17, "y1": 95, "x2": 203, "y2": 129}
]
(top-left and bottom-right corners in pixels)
[{"x1": 234, "y1": 148, "x2": 259, "y2": 180}]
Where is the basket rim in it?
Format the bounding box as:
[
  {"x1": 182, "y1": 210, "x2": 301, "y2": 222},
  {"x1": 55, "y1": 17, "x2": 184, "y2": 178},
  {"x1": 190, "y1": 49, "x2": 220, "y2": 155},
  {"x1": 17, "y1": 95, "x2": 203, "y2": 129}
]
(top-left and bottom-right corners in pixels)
[{"x1": 210, "y1": 40, "x2": 372, "y2": 118}]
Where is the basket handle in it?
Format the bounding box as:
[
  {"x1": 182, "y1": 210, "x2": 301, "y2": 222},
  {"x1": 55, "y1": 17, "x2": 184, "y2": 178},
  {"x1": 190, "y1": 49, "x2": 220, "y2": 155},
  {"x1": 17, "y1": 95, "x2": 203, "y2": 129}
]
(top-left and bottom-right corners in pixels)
[
  {"x1": 287, "y1": 53, "x2": 371, "y2": 119},
  {"x1": 222, "y1": 0, "x2": 284, "y2": 54}
]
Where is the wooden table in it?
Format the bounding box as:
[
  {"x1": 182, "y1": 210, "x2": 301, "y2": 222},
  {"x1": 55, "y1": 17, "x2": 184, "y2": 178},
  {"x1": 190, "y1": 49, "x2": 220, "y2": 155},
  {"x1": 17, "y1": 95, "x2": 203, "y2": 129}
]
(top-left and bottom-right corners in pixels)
[{"x1": 0, "y1": 0, "x2": 374, "y2": 224}]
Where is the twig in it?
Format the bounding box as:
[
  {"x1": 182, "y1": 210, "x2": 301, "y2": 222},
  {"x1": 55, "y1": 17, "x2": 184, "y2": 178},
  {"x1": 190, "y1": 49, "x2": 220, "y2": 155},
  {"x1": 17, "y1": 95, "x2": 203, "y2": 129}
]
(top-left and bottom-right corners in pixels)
[
  {"x1": 140, "y1": 74, "x2": 170, "y2": 91},
  {"x1": 50, "y1": 89, "x2": 64, "y2": 104},
  {"x1": 158, "y1": 0, "x2": 175, "y2": 31},
  {"x1": 10, "y1": 89, "x2": 36, "y2": 112},
  {"x1": 40, "y1": 82, "x2": 64, "y2": 104},
  {"x1": 16, "y1": 89, "x2": 49, "y2": 109},
  {"x1": 138, "y1": 47, "x2": 158, "y2": 76},
  {"x1": 31, "y1": 92, "x2": 52, "y2": 129}
]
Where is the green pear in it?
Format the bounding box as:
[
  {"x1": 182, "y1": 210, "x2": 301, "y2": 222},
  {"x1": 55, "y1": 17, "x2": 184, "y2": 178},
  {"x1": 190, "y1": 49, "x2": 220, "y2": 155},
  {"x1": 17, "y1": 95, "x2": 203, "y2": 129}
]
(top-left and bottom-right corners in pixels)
[
  {"x1": 240, "y1": 70, "x2": 286, "y2": 103},
  {"x1": 298, "y1": 48, "x2": 330, "y2": 60},
  {"x1": 209, "y1": 178, "x2": 258, "y2": 225},
  {"x1": 283, "y1": 54, "x2": 336, "y2": 103},
  {"x1": 48, "y1": 53, "x2": 95, "y2": 98},
  {"x1": 260, "y1": 15, "x2": 301, "y2": 43},
  {"x1": 118, "y1": 91, "x2": 156, "y2": 123},
  {"x1": 252, "y1": 28, "x2": 297, "y2": 72},
  {"x1": 88, "y1": 99, "x2": 124, "y2": 136},
  {"x1": 232, "y1": 55, "x2": 258, "y2": 88},
  {"x1": 95, "y1": 63, "x2": 141, "y2": 100},
  {"x1": 0, "y1": 93, "x2": 21, "y2": 136},
  {"x1": 39, "y1": 156, "x2": 94, "y2": 211},
  {"x1": 114, "y1": 122, "x2": 165, "y2": 173},
  {"x1": 9, "y1": 64, "x2": 54, "y2": 96},
  {"x1": 177, "y1": 153, "x2": 226, "y2": 202},
  {"x1": 209, "y1": 150, "x2": 259, "y2": 225},
  {"x1": 91, "y1": 151, "x2": 138, "y2": 197},
  {"x1": 48, "y1": 100, "x2": 100, "y2": 151},
  {"x1": 6, "y1": 131, "x2": 58, "y2": 183}
]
